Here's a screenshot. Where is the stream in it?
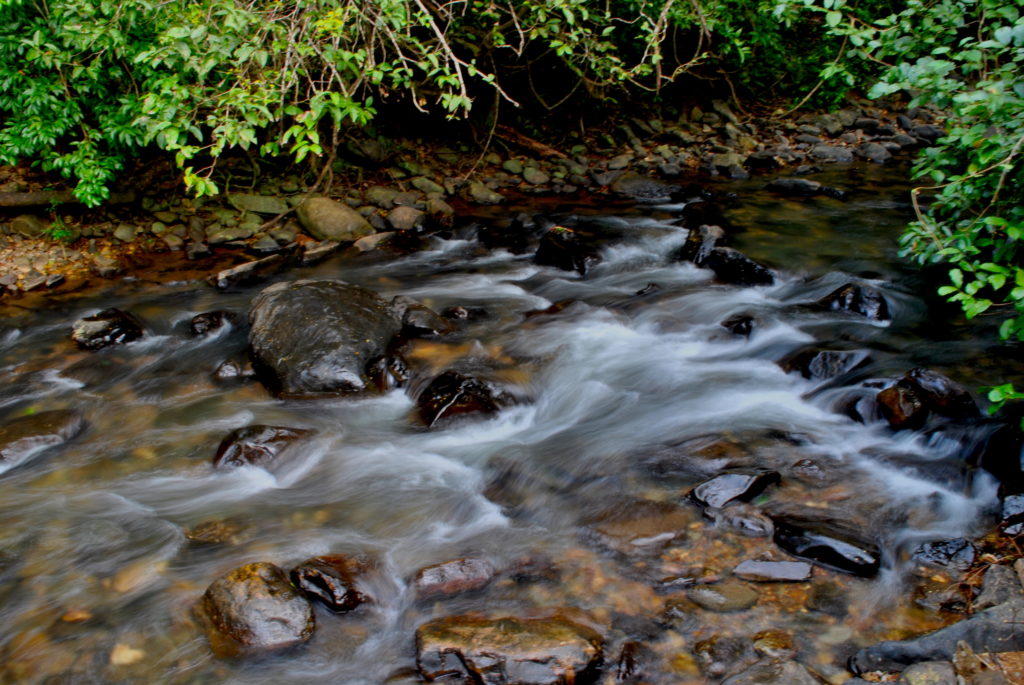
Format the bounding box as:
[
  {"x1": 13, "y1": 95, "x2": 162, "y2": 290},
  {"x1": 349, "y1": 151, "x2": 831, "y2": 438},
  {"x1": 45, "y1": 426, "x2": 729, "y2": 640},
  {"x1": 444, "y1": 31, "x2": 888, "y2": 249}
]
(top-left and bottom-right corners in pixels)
[{"x1": 0, "y1": 161, "x2": 1019, "y2": 684}]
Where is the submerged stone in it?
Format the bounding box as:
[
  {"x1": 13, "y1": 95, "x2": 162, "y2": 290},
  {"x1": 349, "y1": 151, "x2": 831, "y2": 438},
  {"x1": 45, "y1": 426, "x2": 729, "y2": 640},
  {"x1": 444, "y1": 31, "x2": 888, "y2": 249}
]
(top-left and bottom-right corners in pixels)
[
  {"x1": 733, "y1": 560, "x2": 813, "y2": 582},
  {"x1": 818, "y1": 283, "x2": 890, "y2": 320},
  {"x1": 687, "y1": 579, "x2": 759, "y2": 612},
  {"x1": 71, "y1": 308, "x2": 145, "y2": 350},
  {"x1": 213, "y1": 425, "x2": 312, "y2": 468},
  {"x1": 0, "y1": 409, "x2": 86, "y2": 474},
  {"x1": 199, "y1": 561, "x2": 314, "y2": 657},
  {"x1": 584, "y1": 498, "x2": 694, "y2": 556},
  {"x1": 704, "y1": 248, "x2": 774, "y2": 286},
  {"x1": 290, "y1": 554, "x2": 373, "y2": 612},
  {"x1": 414, "y1": 557, "x2": 495, "y2": 601},
  {"x1": 190, "y1": 310, "x2": 238, "y2": 337},
  {"x1": 416, "y1": 613, "x2": 603, "y2": 684},
  {"x1": 772, "y1": 518, "x2": 880, "y2": 577},
  {"x1": 416, "y1": 371, "x2": 500, "y2": 427},
  {"x1": 689, "y1": 471, "x2": 780, "y2": 509}
]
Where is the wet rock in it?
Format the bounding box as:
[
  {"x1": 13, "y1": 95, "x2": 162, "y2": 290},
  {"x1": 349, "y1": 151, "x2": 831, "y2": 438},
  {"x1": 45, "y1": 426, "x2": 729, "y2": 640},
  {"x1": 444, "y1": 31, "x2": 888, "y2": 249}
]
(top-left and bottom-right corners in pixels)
[
  {"x1": 850, "y1": 599, "x2": 1024, "y2": 674},
  {"x1": 248, "y1": 280, "x2": 402, "y2": 398},
  {"x1": 210, "y1": 252, "x2": 291, "y2": 290},
  {"x1": 772, "y1": 518, "x2": 880, "y2": 577},
  {"x1": 689, "y1": 471, "x2": 780, "y2": 509},
  {"x1": 753, "y1": 630, "x2": 796, "y2": 660},
  {"x1": 721, "y1": 658, "x2": 826, "y2": 685},
  {"x1": 416, "y1": 613, "x2": 603, "y2": 684},
  {"x1": 973, "y1": 564, "x2": 1021, "y2": 611},
  {"x1": 704, "y1": 248, "x2": 774, "y2": 286},
  {"x1": 858, "y1": 142, "x2": 892, "y2": 163},
  {"x1": 535, "y1": 227, "x2": 602, "y2": 276},
  {"x1": 301, "y1": 240, "x2": 341, "y2": 265},
  {"x1": 615, "y1": 641, "x2": 652, "y2": 683},
  {"x1": 675, "y1": 224, "x2": 726, "y2": 266},
  {"x1": 905, "y1": 368, "x2": 978, "y2": 419},
  {"x1": 416, "y1": 371, "x2": 500, "y2": 427},
  {"x1": 584, "y1": 498, "x2": 694, "y2": 556},
  {"x1": 610, "y1": 173, "x2": 679, "y2": 201},
  {"x1": 213, "y1": 425, "x2": 312, "y2": 468},
  {"x1": 913, "y1": 579, "x2": 969, "y2": 614},
  {"x1": 290, "y1": 554, "x2": 373, "y2": 612},
  {"x1": 733, "y1": 560, "x2": 813, "y2": 582},
  {"x1": 722, "y1": 314, "x2": 754, "y2": 337},
  {"x1": 806, "y1": 580, "x2": 849, "y2": 617},
  {"x1": 782, "y1": 347, "x2": 868, "y2": 380},
  {"x1": 199, "y1": 561, "x2": 314, "y2": 656},
  {"x1": 912, "y1": 125, "x2": 945, "y2": 144},
  {"x1": 765, "y1": 178, "x2": 845, "y2": 199},
  {"x1": 0, "y1": 409, "x2": 86, "y2": 474},
  {"x1": 694, "y1": 635, "x2": 759, "y2": 678},
  {"x1": 878, "y1": 381, "x2": 928, "y2": 431},
  {"x1": 387, "y1": 205, "x2": 426, "y2": 231},
  {"x1": 414, "y1": 557, "x2": 495, "y2": 601},
  {"x1": 212, "y1": 359, "x2": 255, "y2": 384},
  {"x1": 1002, "y1": 494, "x2": 1024, "y2": 535},
  {"x1": 810, "y1": 145, "x2": 855, "y2": 163},
  {"x1": 523, "y1": 166, "x2": 550, "y2": 186},
  {"x1": 190, "y1": 310, "x2": 238, "y2": 337},
  {"x1": 898, "y1": 661, "x2": 956, "y2": 685},
  {"x1": 687, "y1": 579, "x2": 759, "y2": 612},
  {"x1": 912, "y1": 539, "x2": 976, "y2": 571},
  {"x1": 705, "y1": 503, "x2": 774, "y2": 537},
  {"x1": 296, "y1": 197, "x2": 374, "y2": 242},
  {"x1": 392, "y1": 297, "x2": 454, "y2": 339},
  {"x1": 818, "y1": 283, "x2": 890, "y2": 320},
  {"x1": 185, "y1": 519, "x2": 248, "y2": 546},
  {"x1": 71, "y1": 308, "x2": 145, "y2": 350}
]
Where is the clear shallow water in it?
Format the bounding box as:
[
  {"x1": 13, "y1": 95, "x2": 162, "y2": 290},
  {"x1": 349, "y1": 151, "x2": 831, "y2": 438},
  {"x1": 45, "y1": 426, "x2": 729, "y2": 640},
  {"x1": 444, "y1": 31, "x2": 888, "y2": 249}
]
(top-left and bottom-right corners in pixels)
[{"x1": 0, "y1": 163, "x2": 1019, "y2": 684}]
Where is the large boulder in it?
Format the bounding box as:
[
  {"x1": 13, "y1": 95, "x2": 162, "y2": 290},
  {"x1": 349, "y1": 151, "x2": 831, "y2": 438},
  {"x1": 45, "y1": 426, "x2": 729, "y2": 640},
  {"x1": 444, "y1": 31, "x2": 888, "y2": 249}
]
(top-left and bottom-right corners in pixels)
[
  {"x1": 213, "y1": 425, "x2": 313, "y2": 468},
  {"x1": 416, "y1": 613, "x2": 604, "y2": 683},
  {"x1": 247, "y1": 280, "x2": 402, "y2": 398},
  {"x1": 850, "y1": 599, "x2": 1024, "y2": 674},
  {"x1": 0, "y1": 409, "x2": 86, "y2": 474},
  {"x1": 296, "y1": 197, "x2": 374, "y2": 242},
  {"x1": 199, "y1": 561, "x2": 315, "y2": 657},
  {"x1": 71, "y1": 308, "x2": 145, "y2": 350}
]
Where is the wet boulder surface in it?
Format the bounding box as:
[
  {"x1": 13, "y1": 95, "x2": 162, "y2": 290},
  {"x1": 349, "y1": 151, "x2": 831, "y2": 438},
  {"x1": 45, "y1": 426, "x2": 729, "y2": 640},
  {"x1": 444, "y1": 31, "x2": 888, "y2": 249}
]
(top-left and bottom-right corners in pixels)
[
  {"x1": 199, "y1": 561, "x2": 315, "y2": 657},
  {"x1": 247, "y1": 280, "x2": 403, "y2": 398},
  {"x1": 703, "y1": 248, "x2": 775, "y2": 286},
  {"x1": 0, "y1": 409, "x2": 86, "y2": 474},
  {"x1": 416, "y1": 370, "x2": 502, "y2": 427},
  {"x1": 213, "y1": 425, "x2": 314, "y2": 468},
  {"x1": 817, "y1": 282, "x2": 890, "y2": 320},
  {"x1": 535, "y1": 227, "x2": 603, "y2": 276},
  {"x1": 771, "y1": 517, "x2": 880, "y2": 577},
  {"x1": 414, "y1": 557, "x2": 496, "y2": 601},
  {"x1": 289, "y1": 554, "x2": 374, "y2": 612},
  {"x1": 415, "y1": 613, "x2": 604, "y2": 684},
  {"x1": 71, "y1": 308, "x2": 145, "y2": 350}
]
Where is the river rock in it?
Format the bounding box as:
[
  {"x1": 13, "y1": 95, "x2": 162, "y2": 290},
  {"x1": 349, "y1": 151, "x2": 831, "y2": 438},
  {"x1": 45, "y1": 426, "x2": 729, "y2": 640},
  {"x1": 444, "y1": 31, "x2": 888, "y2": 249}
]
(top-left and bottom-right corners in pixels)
[
  {"x1": 704, "y1": 248, "x2": 774, "y2": 286},
  {"x1": 897, "y1": 661, "x2": 956, "y2": 685},
  {"x1": 911, "y1": 538, "x2": 976, "y2": 571},
  {"x1": 585, "y1": 498, "x2": 694, "y2": 556},
  {"x1": 213, "y1": 359, "x2": 255, "y2": 384},
  {"x1": 523, "y1": 166, "x2": 550, "y2": 185},
  {"x1": 387, "y1": 206, "x2": 426, "y2": 231},
  {"x1": 878, "y1": 380, "x2": 928, "y2": 430},
  {"x1": 248, "y1": 280, "x2": 402, "y2": 398},
  {"x1": 733, "y1": 560, "x2": 813, "y2": 582},
  {"x1": 416, "y1": 614, "x2": 603, "y2": 683},
  {"x1": 199, "y1": 561, "x2": 314, "y2": 656},
  {"x1": 213, "y1": 425, "x2": 312, "y2": 468},
  {"x1": 675, "y1": 224, "x2": 726, "y2": 266},
  {"x1": 818, "y1": 283, "x2": 890, "y2": 320},
  {"x1": 71, "y1": 308, "x2": 145, "y2": 350},
  {"x1": 229, "y1": 194, "x2": 289, "y2": 216},
  {"x1": 850, "y1": 599, "x2": 1024, "y2": 674},
  {"x1": 705, "y1": 503, "x2": 774, "y2": 537},
  {"x1": 904, "y1": 368, "x2": 978, "y2": 419},
  {"x1": 479, "y1": 214, "x2": 541, "y2": 254},
  {"x1": 392, "y1": 297, "x2": 454, "y2": 339},
  {"x1": 0, "y1": 409, "x2": 86, "y2": 474},
  {"x1": 416, "y1": 371, "x2": 500, "y2": 427},
  {"x1": 414, "y1": 557, "x2": 495, "y2": 600},
  {"x1": 610, "y1": 173, "x2": 679, "y2": 201},
  {"x1": 973, "y1": 564, "x2": 1021, "y2": 611},
  {"x1": 694, "y1": 635, "x2": 759, "y2": 678},
  {"x1": 772, "y1": 518, "x2": 880, "y2": 577},
  {"x1": 781, "y1": 347, "x2": 867, "y2": 380},
  {"x1": 722, "y1": 314, "x2": 755, "y2": 337},
  {"x1": 858, "y1": 142, "x2": 892, "y2": 163},
  {"x1": 535, "y1": 227, "x2": 602, "y2": 276},
  {"x1": 290, "y1": 554, "x2": 373, "y2": 612},
  {"x1": 296, "y1": 197, "x2": 374, "y2": 242},
  {"x1": 721, "y1": 658, "x2": 826, "y2": 685},
  {"x1": 687, "y1": 579, "x2": 759, "y2": 612},
  {"x1": 209, "y1": 253, "x2": 290, "y2": 290},
  {"x1": 190, "y1": 310, "x2": 238, "y2": 337},
  {"x1": 811, "y1": 144, "x2": 855, "y2": 163},
  {"x1": 689, "y1": 471, "x2": 780, "y2": 509},
  {"x1": 765, "y1": 178, "x2": 845, "y2": 199},
  {"x1": 467, "y1": 181, "x2": 504, "y2": 205}
]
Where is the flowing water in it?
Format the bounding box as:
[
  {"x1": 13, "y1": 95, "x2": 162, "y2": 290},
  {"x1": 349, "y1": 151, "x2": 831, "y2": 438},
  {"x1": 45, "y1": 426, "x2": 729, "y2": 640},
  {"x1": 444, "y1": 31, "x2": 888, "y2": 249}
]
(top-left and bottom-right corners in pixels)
[{"x1": 0, "y1": 162, "x2": 1019, "y2": 684}]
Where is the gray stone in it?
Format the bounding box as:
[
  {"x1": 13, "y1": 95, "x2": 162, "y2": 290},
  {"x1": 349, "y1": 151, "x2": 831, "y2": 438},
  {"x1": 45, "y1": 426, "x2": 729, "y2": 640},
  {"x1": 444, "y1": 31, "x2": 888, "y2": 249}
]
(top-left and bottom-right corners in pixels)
[
  {"x1": 200, "y1": 561, "x2": 314, "y2": 657},
  {"x1": 898, "y1": 661, "x2": 956, "y2": 685},
  {"x1": 502, "y1": 159, "x2": 524, "y2": 175},
  {"x1": 733, "y1": 560, "x2": 813, "y2": 582},
  {"x1": 522, "y1": 167, "x2": 550, "y2": 185},
  {"x1": 113, "y1": 223, "x2": 138, "y2": 242},
  {"x1": 387, "y1": 205, "x2": 426, "y2": 231},
  {"x1": 608, "y1": 154, "x2": 633, "y2": 170},
  {"x1": 300, "y1": 240, "x2": 341, "y2": 266},
  {"x1": 161, "y1": 233, "x2": 184, "y2": 251},
  {"x1": 153, "y1": 210, "x2": 178, "y2": 223},
  {"x1": 21, "y1": 271, "x2": 47, "y2": 291},
  {"x1": 207, "y1": 225, "x2": 254, "y2": 244},
  {"x1": 11, "y1": 215, "x2": 47, "y2": 238},
  {"x1": 858, "y1": 142, "x2": 893, "y2": 163},
  {"x1": 721, "y1": 658, "x2": 825, "y2": 685},
  {"x1": 410, "y1": 176, "x2": 445, "y2": 195},
  {"x1": 210, "y1": 253, "x2": 287, "y2": 290},
  {"x1": 467, "y1": 182, "x2": 504, "y2": 205},
  {"x1": 269, "y1": 225, "x2": 297, "y2": 244},
  {"x1": 248, "y1": 235, "x2": 281, "y2": 253},
  {"x1": 296, "y1": 197, "x2": 374, "y2": 242},
  {"x1": 91, "y1": 255, "x2": 121, "y2": 277},
  {"x1": 0, "y1": 409, "x2": 86, "y2": 475},
  {"x1": 687, "y1": 580, "x2": 759, "y2": 612},
  {"x1": 366, "y1": 186, "x2": 399, "y2": 209},
  {"x1": 974, "y1": 564, "x2": 1022, "y2": 610},
  {"x1": 393, "y1": 190, "x2": 424, "y2": 207},
  {"x1": 711, "y1": 152, "x2": 745, "y2": 170},
  {"x1": 228, "y1": 193, "x2": 289, "y2": 216},
  {"x1": 810, "y1": 145, "x2": 855, "y2": 163}
]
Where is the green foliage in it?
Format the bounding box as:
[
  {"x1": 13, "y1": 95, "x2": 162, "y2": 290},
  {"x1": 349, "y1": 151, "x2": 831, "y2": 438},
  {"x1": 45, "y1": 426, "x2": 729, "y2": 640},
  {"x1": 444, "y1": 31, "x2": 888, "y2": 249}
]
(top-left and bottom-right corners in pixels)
[{"x1": 0, "y1": 0, "x2": 860, "y2": 204}]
